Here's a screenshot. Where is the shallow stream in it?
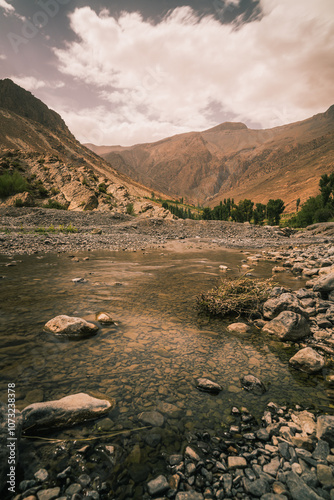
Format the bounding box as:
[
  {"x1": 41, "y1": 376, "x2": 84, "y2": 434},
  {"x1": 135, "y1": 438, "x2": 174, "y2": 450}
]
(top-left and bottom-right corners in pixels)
[{"x1": 1, "y1": 247, "x2": 332, "y2": 496}]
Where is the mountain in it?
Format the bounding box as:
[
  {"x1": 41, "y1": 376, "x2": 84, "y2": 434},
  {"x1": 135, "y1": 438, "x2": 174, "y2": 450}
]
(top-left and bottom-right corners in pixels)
[
  {"x1": 88, "y1": 107, "x2": 334, "y2": 211},
  {"x1": 0, "y1": 79, "x2": 167, "y2": 215}
]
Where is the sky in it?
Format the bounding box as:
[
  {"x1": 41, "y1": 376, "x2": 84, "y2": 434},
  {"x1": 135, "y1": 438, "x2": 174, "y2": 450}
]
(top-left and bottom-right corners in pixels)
[{"x1": 0, "y1": 0, "x2": 333, "y2": 146}]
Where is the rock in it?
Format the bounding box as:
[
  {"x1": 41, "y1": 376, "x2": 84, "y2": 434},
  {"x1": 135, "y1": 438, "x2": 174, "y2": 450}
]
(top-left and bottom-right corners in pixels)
[
  {"x1": 128, "y1": 463, "x2": 150, "y2": 483},
  {"x1": 317, "y1": 464, "x2": 334, "y2": 487},
  {"x1": 196, "y1": 378, "x2": 222, "y2": 394},
  {"x1": 65, "y1": 483, "x2": 82, "y2": 495},
  {"x1": 326, "y1": 305, "x2": 334, "y2": 323},
  {"x1": 313, "y1": 273, "x2": 334, "y2": 293},
  {"x1": 240, "y1": 374, "x2": 266, "y2": 394},
  {"x1": 263, "y1": 293, "x2": 306, "y2": 320},
  {"x1": 96, "y1": 312, "x2": 115, "y2": 324},
  {"x1": 71, "y1": 277, "x2": 87, "y2": 283},
  {"x1": 227, "y1": 456, "x2": 247, "y2": 469},
  {"x1": 286, "y1": 471, "x2": 323, "y2": 500},
  {"x1": 37, "y1": 488, "x2": 61, "y2": 500},
  {"x1": 22, "y1": 393, "x2": 114, "y2": 433},
  {"x1": 44, "y1": 315, "x2": 98, "y2": 338},
  {"x1": 185, "y1": 446, "x2": 200, "y2": 461},
  {"x1": 138, "y1": 410, "x2": 164, "y2": 427},
  {"x1": 0, "y1": 401, "x2": 22, "y2": 494},
  {"x1": 262, "y1": 311, "x2": 310, "y2": 341},
  {"x1": 175, "y1": 492, "x2": 204, "y2": 500},
  {"x1": 227, "y1": 322, "x2": 250, "y2": 333},
  {"x1": 146, "y1": 475, "x2": 169, "y2": 496},
  {"x1": 317, "y1": 415, "x2": 334, "y2": 446},
  {"x1": 34, "y1": 468, "x2": 48, "y2": 482},
  {"x1": 243, "y1": 477, "x2": 270, "y2": 496},
  {"x1": 289, "y1": 347, "x2": 325, "y2": 373},
  {"x1": 263, "y1": 457, "x2": 280, "y2": 476}
]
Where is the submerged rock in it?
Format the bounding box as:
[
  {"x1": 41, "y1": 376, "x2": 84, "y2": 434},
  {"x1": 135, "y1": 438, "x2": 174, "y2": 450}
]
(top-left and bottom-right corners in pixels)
[
  {"x1": 227, "y1": 323, "x2": 250, "y2": 334},
  {"x1": 96, "y1": 312, "x2": 115, "y2": 324},
  {"x1": 263, "y1": 293, "x2": 306, "y2": 320},
  {"x1": 289, "y1": 347, "x2": 325, "y2": 374},
  {"x1": 262, "y1": 311, "x2": 310, "y2": 341},
  {"x1": 240, "y1": 374, "x2": 266, "y2": 394},
  {"x1": 22, "y1": 393, "x2": 114, "y2": 433},
  {"x1": 44, "y1": 315, "x2": 98, "y2": 338}
]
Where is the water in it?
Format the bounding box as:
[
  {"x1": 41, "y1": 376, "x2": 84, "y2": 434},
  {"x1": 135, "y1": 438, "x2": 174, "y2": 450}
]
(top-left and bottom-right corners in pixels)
[{"x1": 0, "y1": 247, "x2": 332, "y2": 494}]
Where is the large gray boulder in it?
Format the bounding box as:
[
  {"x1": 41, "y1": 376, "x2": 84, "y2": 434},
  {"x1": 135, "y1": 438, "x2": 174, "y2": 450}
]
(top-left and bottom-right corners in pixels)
[
  {"x1": 289, "y1": 348, "x2": 325, "y2": 374},
  {"x1": 0, "y1": 402, "x2": 22, "y2": 494},
  {"x1": 317, "y1": 415, "x2": 334, "y2": 446},
  {"x1": 22, "y1": 393, "x2": 114, "y2": 433},
  {"x1": 263, "y1": 293, "x2": 306, "y2": 320},
  {"x1": 313, "y1": 273, "x2": 334, "y2": 293},
  {"x1": 262, "y1": 311, "x2": 310, "y2": 341},
  {"x1": 44, "y1": 315, "x2": 99, "y2": 338}
]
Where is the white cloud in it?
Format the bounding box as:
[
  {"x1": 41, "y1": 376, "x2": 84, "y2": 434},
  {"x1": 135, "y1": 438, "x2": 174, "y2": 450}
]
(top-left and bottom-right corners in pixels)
[
  {"x1": 0, "y1": 0, "x2": 14, "y2": 14},
  {"x1": 0, "y1": 54, "x2": 7, "y2": 60},
  {"x1": 10, "y1": 76, "x2": 65, "y2": 91},
  {"x1": 54, "y1": 1, "x2": 334, "y2": 145}
]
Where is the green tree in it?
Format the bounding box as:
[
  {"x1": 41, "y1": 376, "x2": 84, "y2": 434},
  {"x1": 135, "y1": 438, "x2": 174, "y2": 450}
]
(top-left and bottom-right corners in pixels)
[
  {"x1": 231, "y1": 199, "x2": 254, "y2": 223},
  {"x1": 319, "y1": 173, "x2": 334, "y2": 206},
  {"x1": 253, "y1": 203, "x2": 266, "y2": 225},
  {"x1": 202, "y1": 207, "x2": 213, "y2": 220},
  {"x1": 266, "y1": 199, "x2": 285, "y2": 225}
]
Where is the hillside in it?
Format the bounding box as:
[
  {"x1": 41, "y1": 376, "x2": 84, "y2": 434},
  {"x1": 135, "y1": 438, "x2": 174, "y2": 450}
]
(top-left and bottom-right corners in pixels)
[
  {"x1": 89, "y1": 107, "x2": 334, "y2": 211},
  {"x1": 0, "y1": 79, "x2": 168, "y2": 216}
]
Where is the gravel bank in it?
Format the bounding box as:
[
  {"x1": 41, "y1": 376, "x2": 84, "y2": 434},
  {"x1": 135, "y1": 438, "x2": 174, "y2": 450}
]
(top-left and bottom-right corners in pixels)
[{"x1": 0, "y1": 208, "x2": 329, "y2": 256}]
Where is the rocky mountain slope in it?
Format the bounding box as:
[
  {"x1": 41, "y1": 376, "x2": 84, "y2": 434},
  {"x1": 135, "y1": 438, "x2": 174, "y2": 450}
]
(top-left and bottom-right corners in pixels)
[
  {"x1": 0, "y1": 79, "x2": 168, "y2": 216},
  {"x1": 88, "y1": 107, "x2": 334, "y2": 212}
]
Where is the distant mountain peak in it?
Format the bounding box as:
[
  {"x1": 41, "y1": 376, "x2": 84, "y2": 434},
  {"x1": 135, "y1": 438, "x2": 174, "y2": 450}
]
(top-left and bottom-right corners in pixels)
[
  {"x1": 0, "y1": 78, "x2": 69, "y2": 135},
  {"x1": 205, "y1": 122, "x2": 248, "y2": 133}
]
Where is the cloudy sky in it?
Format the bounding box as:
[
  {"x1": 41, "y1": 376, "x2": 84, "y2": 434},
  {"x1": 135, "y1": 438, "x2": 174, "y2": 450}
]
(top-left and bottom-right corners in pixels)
[{"x1": 0, "y1": 0, "x2": 333, "y2": 146}]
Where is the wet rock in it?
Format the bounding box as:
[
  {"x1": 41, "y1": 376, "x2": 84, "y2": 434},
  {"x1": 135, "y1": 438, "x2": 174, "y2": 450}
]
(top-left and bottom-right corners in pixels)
[
  {"x1": 196, "y1": 378, "x2": 222, "y2": 394},
  {"x1": 65, "y1": 483, "x2": 82, "y2": 495},
  {"x1": 286, "y1": 471, "x2": 323, "y2": 500},
  {"x1": 22, "y1": 393, "x2": 114, "y2": 433},
  {"x1": 185, "y1": 446, "x2": 200, "y2": 461},
  {"x1": 96, "y1": 312, "x2": 115, "y2": 324},
  {"x1": 289, "y1": 348, "x2": 325, "y2": 374},
  {"x1": 243, "y1": 477, "x2": 270, "y2": 496},
  {"x1": 138, "y1": 410, "x2": 164, "y2": 427},
  {"x1": 240, "y1": 374, "x2": 266, "y2": 394},
  {"x1": 146, "y1": 474, "x2": 169, "y2": 496},
  {"x1": 317, "y1": 464, "x2": 334, "y2": 487},
  {"x1": 175, "y1": 492, "x2": 204, "y2": 500},
  {"x1": 227, "y1": 322, "x2": 250, "y2": 333},
  {"x1": 34, "y1": 468, "x2": 48, "y2": 482},
  {"x1": 44, "y1": 315, "x2": 98, "y2": 338},
  {"x1": 313, "y1": 273, "x2": 334, "y2": 293},
  {"x1": 262, "y1": 311, "x2": 310, "y2": 341},
  {"x1": 37, "y1": 488, "x2": 61, "y2": 500},
  {"x1": 227, "y1": 456, "x2": 247, "y2": 469}
]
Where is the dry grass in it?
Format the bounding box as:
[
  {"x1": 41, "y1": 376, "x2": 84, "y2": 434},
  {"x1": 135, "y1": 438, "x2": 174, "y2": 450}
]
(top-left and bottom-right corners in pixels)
[{"x1": 196, "y1": 275, "x2": 274, "y2": 318}]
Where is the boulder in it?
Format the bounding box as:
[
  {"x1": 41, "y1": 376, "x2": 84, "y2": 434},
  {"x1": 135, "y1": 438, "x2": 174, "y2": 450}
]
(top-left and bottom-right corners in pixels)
[
  {"x1": 22, "y1": 393, "x2": 114, "y2": 433},
  {"x1": 196, "y1": 378, "x2": 222, "y2": 394},
  {"x1": 138, "y1": 411, "x2": 164, "y2": 427},
  {"x1": 227, "y1": 323, "x2": 250, "y2": 334},
  {"x1": 313, "y1": 273, "x2": 334, "y2": 293},
  {"x1": 96, "y1": 312, "x2": 115, "y2": 325},
  {"x1": 325, "y1": 305, "x2": 334, "y2": 323},
  {"x1": 44, "y1": 315, "x2": 98, "y2": 338},
  {"x1": 316, "y1": 415, "x2": 334, "y2": 446},
  {"x1": 62, "y1": 181, "x2": 98, "y2": 211},
  {"x1": 263, "y1": 293, "x2": 306, "y2": 320},
  {"x1": 240, "y1": 374, "x2": 266, "y2": 394},
  {"x1": 262, "y1": 311, "x2": 310, "y2": 341},
  {"x1": 286, "y1": 471, "x2": 323, "y2": 500},
  {"x1": 0, "y1": 402, "x2": 22, "y2": 494},
  {"x1": 289, "y1": 347, "x2": 325, "y2": 374}
]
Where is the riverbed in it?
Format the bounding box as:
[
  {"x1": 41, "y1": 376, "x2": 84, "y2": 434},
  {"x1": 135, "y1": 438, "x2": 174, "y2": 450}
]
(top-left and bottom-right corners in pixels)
[{"x1": 1, "y1": 247, "x2": 332, "y2": 497}]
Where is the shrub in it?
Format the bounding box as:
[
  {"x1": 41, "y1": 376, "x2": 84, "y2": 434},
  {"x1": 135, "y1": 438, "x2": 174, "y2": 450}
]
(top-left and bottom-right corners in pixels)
[
  {"x1": 98, "y1": 183, "x2": 107, "y2": 194},
  {"x1": 196, "y1": 275, "x2": 274, "y2": 318},
  {"x1": 50, "y1": 187, "x2": 60, "y2": 195},
  {"x1": 0, "y1": 171, "x2": 28, "y2": 197},
  {"x1": 43, "y1": 199, "x2": 67, "y2": 210},
  {"x1": 14, "y1": 198, "x2": 23, "y2": 207},
  {"x1": 126, "y1": 202, "x2": 135, "y2": 215}
]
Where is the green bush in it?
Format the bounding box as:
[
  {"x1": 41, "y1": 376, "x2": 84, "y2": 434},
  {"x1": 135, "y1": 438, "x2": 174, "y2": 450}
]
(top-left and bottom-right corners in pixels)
[
  {"x1": 126, "y1": 202, "x2": 135, "y2": 215},
  {"x1": 0, "y1": 171, "x2": 28, "y2": 197},
  {"x1": 43, "y1": 199, "x2": 67, "y2": 210},
  {"x1": 98, "y1": 182, "x2": 107, "y2": 194}
]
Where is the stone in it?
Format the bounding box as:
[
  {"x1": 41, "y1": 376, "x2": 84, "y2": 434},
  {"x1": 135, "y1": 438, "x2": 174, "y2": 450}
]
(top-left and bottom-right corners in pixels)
[
  {"x1": 96, "y1": 312, "x2": 114, "y2": 324},
  {"x1": 44, "y1": 315, "x2": 98, "y2": 338},
  {"x1": 196, "y1": 378, "x2": 222, "y2": 393},
  {"x1": 326, "y1": 306, "x2": 334, "y2": 323},
  {"x1": 146, "y1": 475, "x2": 169, "y2": 496},
  {"x1": 313, "y1": 273, "x2": 334, "y2": 293},
  {"x1": 263, "y1": 293, "x2": 306, "y2": 320},
  {"x1": 291, "y1": 410, "x2": 316, "y2": 435},
  {"x1": 317, "y1": 415, "x2": 334, "y2": 446},
  {"x1": 313, "y1": 440, "x2": 330, "y2": 460},
  {"x1": 227, "y1": 456, "x2": 247, "y2": 469},
  {"x1": 262, "y1": 311, "x2": 310, "y2": 341},
  {"x1": 175, "y1": 492, "x2": 204, "y2": 500},
  {"x1": 65, "y1": 483, "x2": 82, "y2": 495},
  {"x1": 138, "y1": 410, "x2": 164, "y2": 427},
  {"x1": 289, "y1": 347, "x2": 325, "y2": 373},
  {"x1": 22, "y1": 393, "x2": 114, "y2": 433},
  {"x1": 37, "y1": 488, "x2": 61, "y2": 500},
  {"x1": 263, "y1": 457, "x2": 281, "y2": 477},
  {"x1": 240, "y1": 374, "x2": 266, "y2": 394},
  {"x1": 128, "y1": 463, "x2": 150, "y2": 483},
  {"x1": 0, "y1": 401, "x2": 22, "y2": 494},
  {"x1": 243, "y1": 477, "x2": 270, "y2": 496},
  {"x1": 227, "y1": 322, "x2": 250, "y2": 333},
  {"x1": 317, "y1": 464, "x2": 334, "y2": 487},
  {"x1": 185, "y1": 446, "x2": 200, "y2": 461},
  {"x1": 34, "y1": 468, "x2": 48, "y2": 482},
  {"x1": 286, "y1": 471, "x2": 323, "y2": 500}
]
